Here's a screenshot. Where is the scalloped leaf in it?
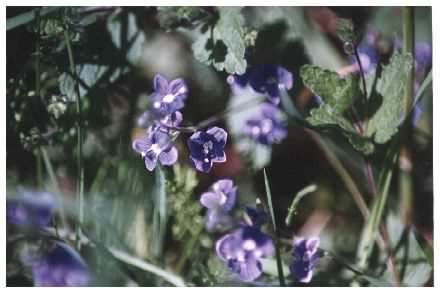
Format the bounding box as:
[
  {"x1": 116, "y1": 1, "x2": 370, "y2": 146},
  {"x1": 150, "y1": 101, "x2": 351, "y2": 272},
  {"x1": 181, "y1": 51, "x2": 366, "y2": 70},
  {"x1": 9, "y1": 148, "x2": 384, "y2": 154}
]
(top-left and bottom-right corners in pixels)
[
  {"x1": 367, "y1": 52, "x2": 413, "y2": 144},
  {"x1": 192, "y1": 7, "x2": 247, "y2": 74},
  {"x1": 300, "y1": 65, "x2": 360, "y2": 113}
]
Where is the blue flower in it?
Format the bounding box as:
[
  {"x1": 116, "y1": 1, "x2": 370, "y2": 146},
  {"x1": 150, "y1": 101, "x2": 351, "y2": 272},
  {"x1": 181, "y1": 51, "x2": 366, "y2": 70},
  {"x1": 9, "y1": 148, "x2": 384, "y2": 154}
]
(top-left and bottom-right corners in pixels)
[
  {"x1": 149, "y1": 74, "x2": 188, "y2": 116},
  {"x1": 132, "y1": 126, "x2": 178, "y2": 171},
  {"x1": 187, "y1": 127, "x2": 227, "y2": 173},
  {"x1": 7, "y1": 190, "x2": 57, "y2": 227},
  {"x1": 32, "y1": 242, "x2": 91, "y2": 286},
  {"x1": 200, "y1": 179, "x2": 237, "y2": 231},
  {"x1": 414, "y1": 42, "x2": 432, "y2": 74},
  {"x1": 243, "y1": 103, "x2": 287, "y2": 145},
  {"x1": 216, "y1": 210, "x2": 275, "y2": 282},
  {"x1": 289, "y1": 237, "x2": 320, "y2": 283},
  {"x1": 228, "y1": 65, "x2": 293, "y2": 104}
]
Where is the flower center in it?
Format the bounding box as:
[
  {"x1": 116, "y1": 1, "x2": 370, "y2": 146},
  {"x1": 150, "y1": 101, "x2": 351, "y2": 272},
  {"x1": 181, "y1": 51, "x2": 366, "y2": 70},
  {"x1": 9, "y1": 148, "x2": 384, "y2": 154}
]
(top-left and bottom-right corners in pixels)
[
  {"x1": 203, "y1": 141, "x2": 213, "y2": 155},
  {"x1": 153, "y1": 101, "x2": 161, "y2": 109},
  {"x1": 242, "y1": 239, "x2": 257, "y2": 251},
  {"x1": 150, "y1": 143, "x2": 162, "y2": 155},
  {"x1": 261, "y1": 118, "x2": 273, "y2": 134},
  {"x1": 163, "y1": 94, "x2": 176, "y2": 103}
]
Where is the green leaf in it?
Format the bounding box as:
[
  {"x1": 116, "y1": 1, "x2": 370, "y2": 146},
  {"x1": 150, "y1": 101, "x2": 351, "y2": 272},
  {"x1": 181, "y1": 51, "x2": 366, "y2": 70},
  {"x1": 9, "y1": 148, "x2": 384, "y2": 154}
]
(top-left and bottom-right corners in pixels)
[
  {"x1": 59, "y1": 64, "x2": 126, "y2": 100},
  {"x1": 367, "y1": 52, "x2": 413, "y2": 144},
  {"x1": 192, "y1": 7, "x2": 247, "y2": 74},
  {"x1": 383, "y1": 213, "x2": 432, "y2": 286},
  {"x1": 106, "y1": 12, "x2": 146, "y2": 65},
  {"x1": 301, "y1": 64, "x2": 375, "y2": 155},
  {"x1": 300, "y1": 64, "x2": 360, "y2": 113},
  {"x1": 7, "y1": 7, "x2": 60, "y2": 31}
]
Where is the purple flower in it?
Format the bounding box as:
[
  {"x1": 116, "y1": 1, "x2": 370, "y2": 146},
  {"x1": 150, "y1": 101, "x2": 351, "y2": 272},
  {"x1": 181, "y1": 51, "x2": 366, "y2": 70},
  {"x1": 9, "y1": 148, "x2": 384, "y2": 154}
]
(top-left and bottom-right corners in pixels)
[
  {"x1": 216, "y1": 224, "x2": 275, "y2": 282},
  {"x1": 32, "y1": 242, "x2": 91, "y2": 286},
  {"x1": 132, "y1": 126, "x2": 178, "y2": 171},
  {"x1": 149, "y1": 74, "x2": 188, "y2": 116},
  {"x1": 7, "y1": 190, "x2": 57, "y2": 227},
  {"x1": 414, "y1": 42, "x2": 432, "y2": 74},
  {"x1": 228, "y1": 65, "x2": 293, "y2": 104},
  {"x1": 155, "y1": 111, "x2": 183, "y2": 130},
  {"x1": 289, "y1": 237, "x2": 320, "y2": 283},
  {"x1": 349, "y1": 44, "x2": 380, "y2": 74},
  {"x1": 394, "y1": 39, "x2": 432, "y2": 74},
  {"x1": 243, "y1": 103, "x2": 287, "y2": 145},
  {"x1": 244, "y1": 206, "x2": 267, "y2": 228},
  {"x1": 200, "y1": 179, "x2": 237, "y2": 231},
  {"x1": 187, "y1": 127, "x2": 227, "y2": 173}
]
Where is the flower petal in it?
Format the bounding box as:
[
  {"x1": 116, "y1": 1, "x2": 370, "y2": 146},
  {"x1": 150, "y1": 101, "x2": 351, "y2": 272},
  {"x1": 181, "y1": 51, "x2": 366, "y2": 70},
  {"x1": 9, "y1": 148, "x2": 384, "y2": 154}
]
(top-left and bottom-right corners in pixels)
[
  {"x1": 169, "y1": 78, "x2": 188, "y2": 98},
  {"x1": 159, "y1": 146, "x2": 178, "y2": 166},
  {"x1": 153, "y1": 74, "x2": 169, "y2": 93},
  {"x1": 144, "y1": 151, "x2": 158, "y2": 171},
  {"x1": 200, "y1": 191, "x2": 223, "y2": 209},
  {"x1": 132, "y1": 137, "x2": 151, "y2": 155},
  {"x1": 206, "y1": 127, "x2": 227, "y2": 147}
]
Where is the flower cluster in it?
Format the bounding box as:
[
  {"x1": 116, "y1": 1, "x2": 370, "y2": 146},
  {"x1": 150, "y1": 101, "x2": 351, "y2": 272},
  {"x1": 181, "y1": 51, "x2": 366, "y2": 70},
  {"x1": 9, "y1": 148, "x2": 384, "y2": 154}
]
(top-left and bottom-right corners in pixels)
[
  {"x1": 216, "y1": 207, "x2": 275, "y2": 282},
  {"x1": 228, "y1": 65, "x2": 291, "y2": 146},
  {"x1": 133, "y1": 74, "x2": 227, "y2": 173},
  {"x1": 228, "y1": 64, "x2": 293, "y2": 105},
  {"x1": 243, "y1": 103, "x2": 287, "y2": 145}
]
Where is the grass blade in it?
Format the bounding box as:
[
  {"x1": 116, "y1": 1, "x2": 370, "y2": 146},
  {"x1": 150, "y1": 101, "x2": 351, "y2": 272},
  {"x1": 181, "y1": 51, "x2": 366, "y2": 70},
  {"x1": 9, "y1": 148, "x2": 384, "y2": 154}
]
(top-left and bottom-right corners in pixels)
[
  {"x1": 285, "y1": 184, "x2": 317, "y2": 226},
  {"x1": 263, "y1": 168, "x2": 286, "y2": 287}
]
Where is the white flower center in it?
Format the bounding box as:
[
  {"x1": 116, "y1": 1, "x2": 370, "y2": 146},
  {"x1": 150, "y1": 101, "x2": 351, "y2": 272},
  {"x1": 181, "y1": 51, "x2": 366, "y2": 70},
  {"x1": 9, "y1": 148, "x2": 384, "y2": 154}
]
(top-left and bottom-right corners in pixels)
[
  {"x1": 261, "y1": 118, "x2": 273, "y2": 134},
  {"x1": 150, "y1": 144, "x2": 162, "y2": 155},
  {"x1": 153, "y1": 101, "x2": 161, "y2": 108},
  {"x1": 242, "y1": 239, "x2": 257, "y2": 251},
  {"x1": 203, "y1": 141, "x2": 213, "y2": 155},
  {"x1": 163, "y1": 94, "x2": 176, "y2": 103},
  {"x1": 219, "y1": 192, "x2": 227, "y2": 205}
]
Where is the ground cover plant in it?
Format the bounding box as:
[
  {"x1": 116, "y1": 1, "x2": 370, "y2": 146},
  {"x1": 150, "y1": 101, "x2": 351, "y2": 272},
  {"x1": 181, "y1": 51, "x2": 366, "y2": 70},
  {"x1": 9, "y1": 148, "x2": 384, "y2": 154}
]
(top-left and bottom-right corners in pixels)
[{"x1": 6, "y1": 6, "x2": 433, "y2": 287}]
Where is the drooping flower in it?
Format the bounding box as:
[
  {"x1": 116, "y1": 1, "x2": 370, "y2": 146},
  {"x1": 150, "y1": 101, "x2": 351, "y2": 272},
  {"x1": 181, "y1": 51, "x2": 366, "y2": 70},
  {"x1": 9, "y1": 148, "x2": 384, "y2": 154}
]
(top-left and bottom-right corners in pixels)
[
  {"x1": 132, "y1": 126, "x2": 178, "y2": 171},
  {"x1": 200, "y1": 179, "x2": 237, "y2": 231},
  {"x1": 7, "y1": 190, "x2": 57, "y2": 228},
  {"x1": 289, "y1": 237, "x2": 320, "y2": 283},
  {"x1": 216, "y1": 207, "x2": 274, "y2": 282},
  {"x1": 187, "y1": 127, "x2": 227, "y2": 173},
  {"x1": 228, "y1": 65, "x2": 293, "y2": 104},
  {"x1": 149, "y1": 74, "x2": 188, "y2": 116},
  {"x1": 243, "y1": 103, "x2": 287, "y2": 145},
  {"x1": 32, "y1": 242, "x2": 91, "y2": 286}
]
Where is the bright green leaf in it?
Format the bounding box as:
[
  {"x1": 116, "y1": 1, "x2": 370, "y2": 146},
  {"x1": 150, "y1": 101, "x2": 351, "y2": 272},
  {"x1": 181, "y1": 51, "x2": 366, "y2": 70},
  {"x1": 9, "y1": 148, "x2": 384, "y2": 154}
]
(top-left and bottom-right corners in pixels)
[
  {"x1": 192, "y1": 7, "x2": 247, "y2": 74},
  {"x1": 367, "y1": 52, "x2": 413, "y2": 144},
  {"x1": 300, "y1": 64, "x2": 360, "y2": 113}
]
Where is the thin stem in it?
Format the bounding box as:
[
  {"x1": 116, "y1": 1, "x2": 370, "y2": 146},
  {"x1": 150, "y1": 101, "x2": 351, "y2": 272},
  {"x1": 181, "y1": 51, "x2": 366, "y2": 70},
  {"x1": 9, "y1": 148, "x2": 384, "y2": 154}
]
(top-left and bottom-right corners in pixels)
[
  {"x1": 400, "y1": 6, "x2": 415, "y2": 228},
  {"x1": 162, "y1": 96, "x2": 265, "y2": 134},
  {"x1": 63, "y1": 26, "x2": 85, "y2": 251},
  {"x1": 354, "y1": 45, "x2": 369, "y2": 133}
]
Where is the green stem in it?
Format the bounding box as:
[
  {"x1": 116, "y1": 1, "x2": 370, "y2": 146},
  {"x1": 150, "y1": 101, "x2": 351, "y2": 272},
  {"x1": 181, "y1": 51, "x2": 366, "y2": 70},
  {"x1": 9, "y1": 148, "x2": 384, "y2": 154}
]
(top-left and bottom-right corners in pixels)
[
  {"x1": 63, "y1": 26, "x2": 84, "y2": 251},
  {"x1": 263, "y1": 168, "x2": 286, "y2": 287},
  {"x1": 399, "y1": 6, "x2": 415, "y2": 228}
]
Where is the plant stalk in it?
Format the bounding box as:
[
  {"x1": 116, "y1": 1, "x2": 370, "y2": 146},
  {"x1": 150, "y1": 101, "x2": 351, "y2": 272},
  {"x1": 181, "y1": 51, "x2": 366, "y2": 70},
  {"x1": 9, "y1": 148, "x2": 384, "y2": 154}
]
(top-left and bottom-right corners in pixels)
[{"x1": 63, "y1": 26, "x2": 85, "y2": 251}]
